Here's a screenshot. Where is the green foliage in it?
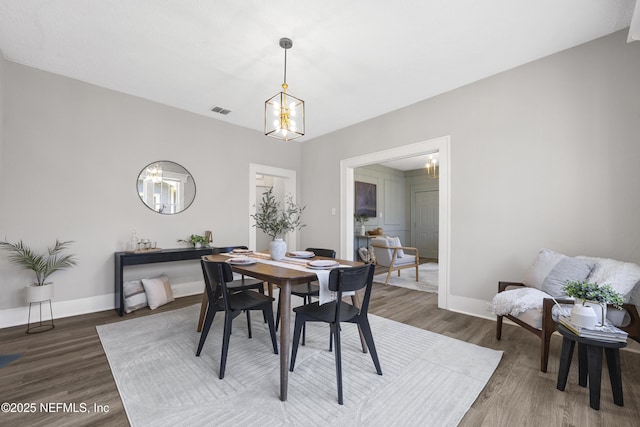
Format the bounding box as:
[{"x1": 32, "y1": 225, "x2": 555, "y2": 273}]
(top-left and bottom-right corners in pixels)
[
  {"x1": 563, "y1": 280, "x2": 624, "y2": 309},
  {"x1": 354, "y1": 213, "x2": 369, "y2": 225},
  {"x1": 0, "y1": 239, "x2": 79, "y2": 286},
  {"x1": 251, "y1": 187, "x2": 306, "y2": 239},
  {"x1": 178, "y1": 234, "x2": 209, "y2": 246}
]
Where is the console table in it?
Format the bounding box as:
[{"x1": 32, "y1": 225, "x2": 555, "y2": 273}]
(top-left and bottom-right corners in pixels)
[{"x1": 114, "y1": 247, "x2": 215, "y2": 316}]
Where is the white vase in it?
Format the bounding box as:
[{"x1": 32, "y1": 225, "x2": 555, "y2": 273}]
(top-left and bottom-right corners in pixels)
[
  {"x1": 195, "y1": 242, "x2": 202, "y2": 248},
  {"x1": 26, "y1": 283, "x2": 54, "y2": 303},
  {"x1": 570, "y1": 303, "x2": 597, "y2": 329},
  {"x1": 270, "y1": 238, "x2": 287, "y2": 260},
  {"x1": 584, "y1": 301, "x2": 607, "y2": 326},
  {"x1": 360, "y1": 225, "x2": 366, "y2": 236}
]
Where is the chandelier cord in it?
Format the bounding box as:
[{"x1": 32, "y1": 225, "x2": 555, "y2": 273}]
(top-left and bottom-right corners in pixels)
[{"x1": 283, "y1": 48, "x2": 287, "y2": 85}]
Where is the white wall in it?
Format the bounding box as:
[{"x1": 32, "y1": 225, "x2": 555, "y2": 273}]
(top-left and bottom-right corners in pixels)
[
  {"x1": 300, "y1": 30, "x2": 640, "y2": 317},
  {"x1": 0, "y1": 62, "x2": 302, "y2": 317}
]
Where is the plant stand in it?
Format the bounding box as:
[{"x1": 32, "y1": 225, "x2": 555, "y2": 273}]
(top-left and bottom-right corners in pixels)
[{"x1": 26, "y1": 299, "x2": 55, "y2": 334}]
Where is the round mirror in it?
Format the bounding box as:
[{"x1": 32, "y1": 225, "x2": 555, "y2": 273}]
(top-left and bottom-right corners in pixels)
[{"x1": 137, "y1": 161, "x2": 196, "y2": 214}]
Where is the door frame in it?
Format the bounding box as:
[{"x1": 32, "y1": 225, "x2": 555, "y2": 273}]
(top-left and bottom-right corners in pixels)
[
  {"x1": 249, "y1": 164, "x2": 298, "y2": 252},
  {"x1": 339, "y1": 136, "x2": 450, "y2": 309}
]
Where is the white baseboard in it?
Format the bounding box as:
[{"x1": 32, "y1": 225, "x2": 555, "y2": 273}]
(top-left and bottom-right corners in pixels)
[
  {"x1": 1, "y1": 283, "x2": 496, "y2": 329},
  {"x1": 447, "y1": 294, "x2": 496, "y2": 321},
  {"x1": 0, "y1": 280, "x2": 204, "y2": 329}
]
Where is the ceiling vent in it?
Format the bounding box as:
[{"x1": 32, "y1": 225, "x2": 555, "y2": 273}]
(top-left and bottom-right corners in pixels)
[{"x1": 210, "y1": 105, "x2": 231, "y2": 115}]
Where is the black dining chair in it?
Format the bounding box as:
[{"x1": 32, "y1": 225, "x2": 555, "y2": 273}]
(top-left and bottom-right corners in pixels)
[
  {"x1": 289, "y1": 263, "x2": 382, "y2": 404},
  {"x1": 197, "y1": 246, "x2": 266, "y2": 332},
  {"x1": 196, "y1": 259, "x2": 278, "y2": 379},
  {"x1": 276, "y1": 248, "x2": 336, "y2": 346}
]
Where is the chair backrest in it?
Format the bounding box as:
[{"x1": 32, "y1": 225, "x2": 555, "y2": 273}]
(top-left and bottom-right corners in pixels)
[
  {"x1": 328, "y1": 264, "x2": 375, "y2": 322},
  {"x1": 201, "y1": 259, "x2": 235, "y2": 310},
  {"x1": 306, "y1": 247, "x2": 336, "y2": 258},
  {"x1": 370, "y1": 237, "x2": 393, "y2": 267},
  {"x1": 214, "y1": 245, "x2": 249, "y2": 254}
]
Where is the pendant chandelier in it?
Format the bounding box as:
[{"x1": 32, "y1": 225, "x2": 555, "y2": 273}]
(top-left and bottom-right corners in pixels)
[{"x1": 265, "y1": 38, "x2": 305, "y2": 141}]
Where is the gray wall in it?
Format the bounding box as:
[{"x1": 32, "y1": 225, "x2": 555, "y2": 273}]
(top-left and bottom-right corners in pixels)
[
  {"x1": 0, "y1": 62, "x2": 302, "y2": 311},
  {"x1": 2, "y1": 30, "x2": 639, "y2": 321},
  {"x1": 300, "y1": 30, "x2": 640, "y2": 310}
]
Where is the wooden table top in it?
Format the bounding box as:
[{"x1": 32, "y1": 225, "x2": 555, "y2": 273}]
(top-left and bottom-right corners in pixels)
[{"x1": 204, "y1": 253, "x2": 362, "y2": 285}]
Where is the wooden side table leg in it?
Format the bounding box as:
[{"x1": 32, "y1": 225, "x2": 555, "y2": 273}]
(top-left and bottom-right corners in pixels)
[
  {"x1": 586, "y1": 345, "x2": 603, "y2": 410},
  {"x1": 605, "y1": 348, "x2": 624, "y2": 406},
  {"x1": 557, "y1": 337, "x2": 575, "y2": 391}
]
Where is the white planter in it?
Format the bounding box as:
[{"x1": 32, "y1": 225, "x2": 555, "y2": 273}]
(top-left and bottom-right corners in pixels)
[
  {"x1": 270, "y1": 238, "x2": 287, "y2": 260},
  {"x1": 360, "y1": 225, "x2": 366, "y2": 236},
  {"x1": 26, "y1": 283, "x2": 54, "y2": 303},
  {"x1": 570, "y1": 303, "x2": 597, "y2": 329},
  {"x1": 584, "y1": 301, "x2": 607, "y2": 326}
]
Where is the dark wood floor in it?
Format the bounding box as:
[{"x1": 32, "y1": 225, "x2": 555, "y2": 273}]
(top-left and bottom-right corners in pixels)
[{"x1": 1, "y1": 284, "x2": 639, "y2": 426}]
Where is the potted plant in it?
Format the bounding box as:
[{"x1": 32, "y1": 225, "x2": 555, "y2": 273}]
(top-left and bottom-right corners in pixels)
[
  {"x1": 354, "y1": 213, "x2": 369, "y2": 236},
  {"x1": 563, "y1": 280, "x2": 624, "y2": 327},
  {"x1": 0, "y1": 239, "x2": 79, "y2": 303},
  {"x1": 178, "y1": 234, "x2": 209, "y2": 248},
  {"x1": 251, "y1": 187, "x2": 305, "y2": 260}
]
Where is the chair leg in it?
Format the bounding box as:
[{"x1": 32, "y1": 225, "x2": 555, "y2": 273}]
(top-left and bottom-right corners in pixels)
[
  {"x1": 275, "y1": 294, "x2": 281, "y2": 331},
  {"x1": 301, "y1": 296, "x2": 308, "y2": 346},
  {"x1": 540, "y1": 326, "x2": 555, "y2": 373},
  {"x1": 219, "y1": 315, "x2": 233, "y2": 379},
  {"x1": 264, "y1": 306, "x2": 279, "y2": 354},
  {"x1": 246, "y1": 310, "x2": 252, "y2": 338},
  {"x1": 289, "y1": 315, "x2": 305, "y2": 371},
  {"x1": 196, "y1": 308, "x2": 216, "y2": 356},
  {"x1": 415, "y1": 264, "x2": 419, "y2": 281},
  {"x1": 358, "y1": 318, "x2": 383, "y2": 375},
  {"x1": 197, "y1": 291, "x2": 209, "y2": 332},
  {"x1": 496, "y1": 315, "x2": 503, "y2": 340},
  {"x1": 333, "y1": 323, "x2": 344, "y2": 405}
]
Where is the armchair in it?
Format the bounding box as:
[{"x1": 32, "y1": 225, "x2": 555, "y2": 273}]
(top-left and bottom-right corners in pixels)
[
  {"x1": 370, "y1": 236, "x2": 419, "y2": 286},
  {"x1": 493, "y1": 249, "x2": 640, "y2": 372}
]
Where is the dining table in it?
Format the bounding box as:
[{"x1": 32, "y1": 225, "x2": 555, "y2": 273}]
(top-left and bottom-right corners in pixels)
[{"x1": 201, "y1": 252, "x2": 364, "y2": 401}]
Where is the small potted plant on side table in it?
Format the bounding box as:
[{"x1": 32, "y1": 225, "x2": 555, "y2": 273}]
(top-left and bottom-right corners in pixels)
[{"x1": 563, "y1": 280, "x2": 624, "y2": 328}]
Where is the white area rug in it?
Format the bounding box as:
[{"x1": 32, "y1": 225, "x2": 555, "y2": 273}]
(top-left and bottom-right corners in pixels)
[
  {"x1": 97, "y1": 304, "x2": 501, "y2": 427},
  {"x1": 374, "y1": 262, "x2": 439, "y2": 292}
]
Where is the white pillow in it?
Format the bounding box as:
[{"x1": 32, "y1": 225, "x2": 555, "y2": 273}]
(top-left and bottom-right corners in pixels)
[
  {"x1": 523, "y1": 248, "x2": 595, "y2": 297},
  {"x1": 386, "y1": 236, "x2": 405, "y2": 258},
  {"x1": 577, "y1": 256, "x2": 640, "y2": 301},
  {"x1": 141, "y1": 275, "x2": 174, "y2": 310},
  {"x1": 123, "y1": 279, "x2": 147, "y2": 313},
  {"x1": 492, "y1": 287, "x2": 552, "y2": 317}
]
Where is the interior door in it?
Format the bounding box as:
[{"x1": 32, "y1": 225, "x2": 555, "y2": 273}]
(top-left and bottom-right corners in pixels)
[{"x1": 414, "y1": 190, "x2": 439, "y2": 259}]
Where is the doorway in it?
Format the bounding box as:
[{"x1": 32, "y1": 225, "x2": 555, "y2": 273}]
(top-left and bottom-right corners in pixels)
[
  {"x1": 340, "y1": 136, "x2": 450, "y2": 309},
  {"x1": 248, "y1": 164, "x2": 297, "y2": 252}
]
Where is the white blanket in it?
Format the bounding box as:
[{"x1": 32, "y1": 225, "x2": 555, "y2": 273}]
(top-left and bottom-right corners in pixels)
[{"x1": 491, "y1": 287, "x2": 552, "y2": 317}]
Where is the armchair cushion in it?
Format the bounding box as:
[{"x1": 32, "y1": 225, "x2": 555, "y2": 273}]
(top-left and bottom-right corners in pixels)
[
  {"x1": 523, "y1": 248, "x2": 595, "y2": 297},
  {"x1": 386, "y1": 236, "x2": 404, "y2": 257},
  {"x1": 577, "y1": 256, "x2": 640, "y2": 300},
  {"x1": 492, "y1": 287, "x2": 552, "y2": 317}
]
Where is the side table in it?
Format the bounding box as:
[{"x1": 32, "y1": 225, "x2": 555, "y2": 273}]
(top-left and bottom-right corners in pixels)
[{"x1": 556, "y1": 324, "x2": 626, "y2": 410}]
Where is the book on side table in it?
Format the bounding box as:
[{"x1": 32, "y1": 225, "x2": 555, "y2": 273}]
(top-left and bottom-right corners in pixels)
[{"x1": 558, "y1": 315, "x2": 628, "y2": 343}]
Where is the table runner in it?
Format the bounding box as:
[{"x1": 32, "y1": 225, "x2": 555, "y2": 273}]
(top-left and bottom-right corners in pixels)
[{"x1": 223, "y1": 252, "x2": 352, "y2": 304}]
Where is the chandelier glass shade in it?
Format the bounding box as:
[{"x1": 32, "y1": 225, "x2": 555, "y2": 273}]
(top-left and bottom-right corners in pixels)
[
  {"x1": 426, "y1": 155, "x2": 439, "y2": 179},
  {"x1": 265, "y1": 38, "x2": 305, "y2": 141}
]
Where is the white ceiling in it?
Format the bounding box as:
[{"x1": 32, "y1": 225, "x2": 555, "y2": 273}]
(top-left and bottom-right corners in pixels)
[{"x1": 0, "y1": 1, "x2": 635, "y2": 142}]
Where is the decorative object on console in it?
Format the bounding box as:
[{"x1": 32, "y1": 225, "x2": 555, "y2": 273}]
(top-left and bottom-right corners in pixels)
[
  {"x1": 178, "y1": 234, "x2": 210, "y2": 248},
  {"x1": 354, "y1": 213, "x2": 369, "y2": 236},
  {"x1": 251, "y1": 187, "x2": 305, "y2": 261},
  {"x1": 265, "y1": 37, "x2": 305, "y2": 141}
]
